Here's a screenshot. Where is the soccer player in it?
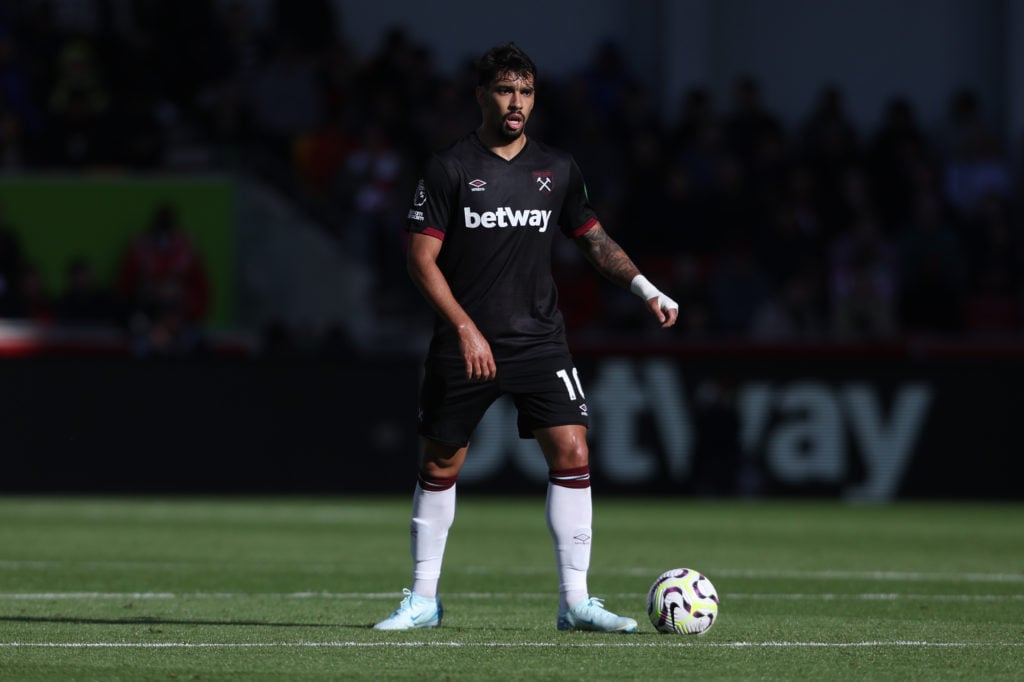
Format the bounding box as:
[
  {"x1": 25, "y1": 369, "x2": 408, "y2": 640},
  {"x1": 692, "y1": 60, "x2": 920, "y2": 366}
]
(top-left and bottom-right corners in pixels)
[{"x1": 374, "y1": 43, "x2": 678, "y2": 633}]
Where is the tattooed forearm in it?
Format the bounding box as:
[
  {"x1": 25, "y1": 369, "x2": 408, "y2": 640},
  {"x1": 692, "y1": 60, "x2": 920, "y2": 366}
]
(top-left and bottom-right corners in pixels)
[{"x1": 575, "y1": 222, "x2": 641, "y2": 289}]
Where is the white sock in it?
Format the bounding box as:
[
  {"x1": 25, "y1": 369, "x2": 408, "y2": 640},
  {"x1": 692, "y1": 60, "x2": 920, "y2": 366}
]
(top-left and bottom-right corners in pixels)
[
  {"x1": 546, "y1": 474, "x2": 592, "y2": 611},
  {"x1": 409, "y1": 481, "x2": 456, "y2": 599}
]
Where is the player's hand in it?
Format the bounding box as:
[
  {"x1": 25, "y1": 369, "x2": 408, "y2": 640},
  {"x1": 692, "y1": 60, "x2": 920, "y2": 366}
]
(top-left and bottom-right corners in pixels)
[
  {"x1": 457, "y1": 323, "x2": 496, "y2": 381},
  {"x1": 630, "y1": 275, "x2": 678, "y2": 329},
  {"x1": 645, "y1": 295, "x2": 679, "y2": 329}
]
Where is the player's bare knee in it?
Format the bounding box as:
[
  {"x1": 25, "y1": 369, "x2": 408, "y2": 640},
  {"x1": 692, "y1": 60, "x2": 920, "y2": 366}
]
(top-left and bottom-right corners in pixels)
[
  {"x1": 421, "y1": 457, "x2": 462, "y2": 479},
  {"x1": 420, "y1": 440, "x2": 467, "y2": 477},
  {"x1": 550, "y1": 443, "x2": 588, "y2": 470}
]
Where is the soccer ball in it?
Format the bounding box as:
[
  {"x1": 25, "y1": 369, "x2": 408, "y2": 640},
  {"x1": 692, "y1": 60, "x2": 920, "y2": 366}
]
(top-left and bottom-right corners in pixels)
[{"x1": 646, "y1": 568, "x2": 719, "y2": 634}]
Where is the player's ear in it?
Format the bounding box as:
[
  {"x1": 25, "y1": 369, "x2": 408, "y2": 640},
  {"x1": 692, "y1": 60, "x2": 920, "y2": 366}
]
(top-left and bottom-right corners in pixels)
[{"x1": 475, "y1": 85, "x2": 486, "y2": 106}]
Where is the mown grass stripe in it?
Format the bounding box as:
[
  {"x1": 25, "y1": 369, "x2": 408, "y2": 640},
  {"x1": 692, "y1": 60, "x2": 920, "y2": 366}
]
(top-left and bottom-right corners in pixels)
[
  {"x1": 1, "y1": 641, "x2": 1022, "y2": 649},
  {"x1": 2, "y1": 561, "x2": 1022, "y2": 584},
  {"x1": 0, "y1": 591, "x2": 1021, "y2": 601}
]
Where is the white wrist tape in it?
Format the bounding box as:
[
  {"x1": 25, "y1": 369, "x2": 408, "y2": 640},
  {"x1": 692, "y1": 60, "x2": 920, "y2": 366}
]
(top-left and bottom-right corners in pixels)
[{"x1": 630, "y1": 274, "x2": 678, "y2": 311}]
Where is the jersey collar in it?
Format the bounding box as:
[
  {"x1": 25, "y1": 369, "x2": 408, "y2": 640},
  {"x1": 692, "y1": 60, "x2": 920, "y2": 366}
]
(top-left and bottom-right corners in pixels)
[{"x1": 472, "y1": 130, "x2": 530, "y2": 163}]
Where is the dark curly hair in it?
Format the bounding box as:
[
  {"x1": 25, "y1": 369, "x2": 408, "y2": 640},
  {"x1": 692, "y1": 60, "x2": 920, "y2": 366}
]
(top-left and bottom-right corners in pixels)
[{"x1": 476, "y1": 42, "x2": 538, "y2": 88}]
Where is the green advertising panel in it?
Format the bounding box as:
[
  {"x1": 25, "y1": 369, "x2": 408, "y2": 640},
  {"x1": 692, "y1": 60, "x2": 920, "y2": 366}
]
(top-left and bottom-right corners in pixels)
[{"x1": 0, "y1": 175, "x2": 234, "y2": 327}]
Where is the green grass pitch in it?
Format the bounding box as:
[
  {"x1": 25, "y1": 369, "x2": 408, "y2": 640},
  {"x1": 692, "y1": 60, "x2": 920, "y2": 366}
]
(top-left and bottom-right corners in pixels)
[{"x1": 0, "y1": 495, "x2": 1022, "y2": 680}]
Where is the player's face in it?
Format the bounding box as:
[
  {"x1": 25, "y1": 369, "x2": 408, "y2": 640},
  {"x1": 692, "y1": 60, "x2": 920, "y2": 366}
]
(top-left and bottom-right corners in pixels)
[{"x1": 477, "y1": 72, "x2": 535, "y2": 142}]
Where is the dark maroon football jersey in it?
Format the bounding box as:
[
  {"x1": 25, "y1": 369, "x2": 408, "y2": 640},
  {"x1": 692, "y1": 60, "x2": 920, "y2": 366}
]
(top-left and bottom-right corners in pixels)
[{"x1": 407, "y1": 132, "x2": 598, "y2": 362}]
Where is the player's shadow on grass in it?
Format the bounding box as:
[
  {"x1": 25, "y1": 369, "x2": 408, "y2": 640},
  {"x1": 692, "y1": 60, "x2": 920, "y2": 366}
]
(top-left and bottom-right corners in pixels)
[{"x1": 0, "y1": 615, "x2": 335, "y2": 628}]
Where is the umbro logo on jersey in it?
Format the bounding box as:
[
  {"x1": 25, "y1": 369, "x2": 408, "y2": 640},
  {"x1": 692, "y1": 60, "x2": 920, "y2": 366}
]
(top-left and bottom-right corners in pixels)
[
  {"x1": 533, "y1": 170, "x2": 553, "y2": 192},
  {"x1": 468, "y1": 178, "x2": 487, "y2": 192},
  {"x1": 464, "y1": 207, "x2": 552, "y2": 233}
]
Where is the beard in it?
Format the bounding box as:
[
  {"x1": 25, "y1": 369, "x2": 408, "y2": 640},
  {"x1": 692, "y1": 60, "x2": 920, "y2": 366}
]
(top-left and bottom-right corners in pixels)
[
  {"x1": 498, "y1": 114, "x2": 526, "y2": 141},
  {"x1": 499, "y1": 125, "x2": 525, "y2": 142}
]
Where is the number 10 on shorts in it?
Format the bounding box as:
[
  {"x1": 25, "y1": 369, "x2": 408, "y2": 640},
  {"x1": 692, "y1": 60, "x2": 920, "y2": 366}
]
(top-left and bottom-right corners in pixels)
[{"x1": 556, "y1": 368, "x2": 586, "y2": 401}]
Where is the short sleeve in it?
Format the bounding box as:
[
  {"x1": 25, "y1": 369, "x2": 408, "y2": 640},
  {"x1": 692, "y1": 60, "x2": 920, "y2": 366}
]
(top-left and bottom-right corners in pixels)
[
  {"x1": 406, "y1": 156, "x2": 454, "y2": 241},
  {"x1": 558, "y1": 157, "x2": 599, "y2": 238}
]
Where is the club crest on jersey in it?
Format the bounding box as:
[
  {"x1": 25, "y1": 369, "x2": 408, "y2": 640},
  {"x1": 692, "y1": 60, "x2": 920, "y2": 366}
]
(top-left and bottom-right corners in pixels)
[
  {"x1": 468, "y1": 178, "x2": 487, "y2": 192},
  {"x1": 533, "y1": 170, "x2": 553, "y2": 192}
]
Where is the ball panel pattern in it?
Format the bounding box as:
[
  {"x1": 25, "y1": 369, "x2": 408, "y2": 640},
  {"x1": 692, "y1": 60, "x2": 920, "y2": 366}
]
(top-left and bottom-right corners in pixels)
[{"x1": 646, "y1": 568, "x2": 719, "y2": 635}]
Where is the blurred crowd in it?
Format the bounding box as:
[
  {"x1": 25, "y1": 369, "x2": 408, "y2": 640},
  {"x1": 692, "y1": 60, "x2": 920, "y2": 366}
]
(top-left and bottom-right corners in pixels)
[
  {"x1": 0, "y1": 1, "x2": 1022, "y2": 350},
  {"x1": 0, "y1": 200, "x2": 210, "y2": 355}
]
